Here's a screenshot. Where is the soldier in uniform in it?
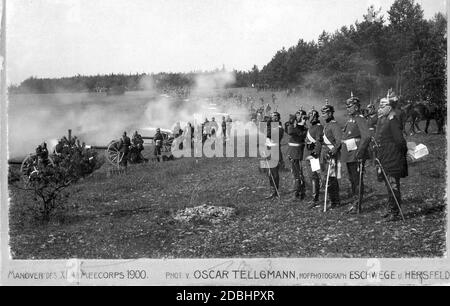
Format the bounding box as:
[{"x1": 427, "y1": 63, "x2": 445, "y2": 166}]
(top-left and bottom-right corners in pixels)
[
  {"x1": 341, "y1": 95, "x2": 371, "y2": 210},
  {"x1": 365, "y1": 103, "x2": 378, "y2": 165},
  {"x1": 320, "y1": 104, "x2": 342, "y2": 208},
  {"x1": 305, "y1": 109, "x2": 323, "y2": 208},
  {"x1": 119, "y1": 131, "x2": 131, "y2": 167},
  {"x1": 35, "y1": 142, "x2": 49, "y2": 166},
  {"x1": 132, "y1": 131, "x2": 145, "y2": 162},
  {"x1": 153, "y1": 128, "x2": 164, "y2": 162},
  {"x1": 264, "y1": 111, "x2": 284, "y2": 199},
  {"x1": 210, "y1": 117, "x2": 219, "y2": 137},
  {"x1": 365, "y1": 103, "x2": 378, "y2": 136},
  {"x1": 375, "y1": 96, "x2": 408, "y2": 222},
  {"x1": 287, "y1": 110, "x2": 308, "y2": 201}
]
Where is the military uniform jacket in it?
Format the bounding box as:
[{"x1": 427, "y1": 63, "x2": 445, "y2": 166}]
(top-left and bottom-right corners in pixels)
[
  {"x1": 119, "y1": 136, "x2": 131, "y2": 153},
  {"x1": 287, "y1": 123, "x2": 307, "y2": 160},
  {"x1": 304, "y1": 123, "x2": 323, "y2": 159},
  {"x1": 341, "y1": 114, "x2": 370, "y2": 163},
  {"x1": 320, "y1": 120, "x2": 342, "y2": 162},
  {"x1": 367, "y1": 114, "x2": 378, "y2": 138},
  {"x1": 375, "y1": 112, "x2": 408, "y2": 178},
  {"x1": 266, "y1": 122, "x2": 284, "y2": 166}
]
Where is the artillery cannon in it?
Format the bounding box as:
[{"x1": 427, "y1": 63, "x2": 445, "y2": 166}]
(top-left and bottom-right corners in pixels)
[{"x1": 87, "y1": 128, "x2": 175, "y2": 166}]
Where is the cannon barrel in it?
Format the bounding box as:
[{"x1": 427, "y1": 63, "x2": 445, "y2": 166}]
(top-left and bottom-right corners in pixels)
[
  {"x1": 87, "y1": 145, "x2": 108, "y2": 150},
  {"x1": 142, "y1": 136, "x2": 154, "y2": 140},
  {"x1": 8, "y1": 160, "x2": 23, "y2": 165}
]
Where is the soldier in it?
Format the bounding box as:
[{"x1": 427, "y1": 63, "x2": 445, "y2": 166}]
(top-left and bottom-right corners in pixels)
[
  {"x1": 132, "y1": 131, "x2": 145, "y2": 162},
  {"x1": 226, "y1": 115, "x2": 233, "y2": 138},
  {"x1": 287, "y1": 109, "x2": 308, "y2": 201},
  {"x1": 366, "y1": 103, "x2": 378, "y2": 136},
  {"x1": 35, "y1": 142, "x2": 49, "y2": 166},
  {"x1": 210, "y1": 117, "x2": 219, "y2": 137},
  {"x1": 366, "y1": 103, "x2": 378, "y2": 165},
  {"x1": 153, "y1": 128, "x2": 164, "y2": 162},
  {"x1": 118, "y1": 131, "x2": 131, "y2": 167},
  {"x1": 305, "y1": 109, "x2": 323, "y2": 208},
  {"x1": 221, "y1": 116, "x2": 227, "y2": 138},
  {"x1": 341, "y1": 95, "x2": 371, "y2": 211},
  {"x1": 320, "y1": 104, "x2": 342, "y2": 208},
  {"x1": 264, "y1": 111, "x2": 284, "y2": 199},
  {"x1": 375, "y1": 96, "x2": 408, "y2": 222}
]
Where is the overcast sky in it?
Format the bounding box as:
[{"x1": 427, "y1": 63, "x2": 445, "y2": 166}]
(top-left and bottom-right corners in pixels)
[{"x1": 6, "y1": 0, "x2": 447, "y2": 85}]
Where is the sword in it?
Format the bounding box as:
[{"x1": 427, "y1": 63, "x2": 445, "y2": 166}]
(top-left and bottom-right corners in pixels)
[
  {"x1": 261, "y1": 151, "x2": 281, "y2": 200},
  {"x1": 323, "y1": 159, "x2": 332, "y2": 212},
  {"x1": 357, "y1": 159, "x2": 364, "y2": 214},
  {"x1": 374, "y1": 157, "x2": 405, "y2": 221},
  {"x1": 371, "y1": 137, "x2": 405, "y2": 221}
]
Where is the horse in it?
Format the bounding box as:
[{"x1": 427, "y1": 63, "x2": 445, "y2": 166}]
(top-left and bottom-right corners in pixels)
[{"x1": 400, "y1": 100, "x2": 445, "y2": 135}]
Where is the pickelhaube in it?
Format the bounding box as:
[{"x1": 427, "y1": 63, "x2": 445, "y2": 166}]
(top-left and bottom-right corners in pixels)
[
  {"x1": 346, "y1": 92, "x2": 360, "y2": 107},
  {"x1": 321, "y1": 104, "x2": 335, "y2": 114}
]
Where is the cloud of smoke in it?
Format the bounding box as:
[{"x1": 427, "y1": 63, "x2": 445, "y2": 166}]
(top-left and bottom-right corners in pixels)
[{"x1": 7, "y1": 71, "x2": 250, "y2": 159}]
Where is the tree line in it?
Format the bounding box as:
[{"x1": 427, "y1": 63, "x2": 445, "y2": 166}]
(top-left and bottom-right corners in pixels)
[
  {"x1": 236, "y1": 0, "x2": 447, "y2": 106},
  {"x1": 9, "y1": 0, "x2": 446, "y2": 107}
]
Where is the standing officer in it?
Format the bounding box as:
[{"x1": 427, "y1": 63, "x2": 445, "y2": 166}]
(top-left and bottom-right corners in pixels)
[
  {"x1": 305, "y1": 109, "x2": 323, "y2": 208},
  {"x1": 287, "y1": 110, "x2": 308, "y2": 201},
  {"x1": 320, "y1": 104, "x2": 342, "y2": 209},
  {"x1": 153, "y1": 128, "x2": 164, "y2": 162},
  {"x1": 264, "y1": 111, "x2": 284, "y2": 199},
  {"x1": 119, "y1": 132, "x2": 131, "y2": 167},
  {"x1": 375, "y1": 96, "x2": 408, "y2": 221},
  {"x1": 341, "y1": 95, "x2": 370, "y2": 210},
  {"x1": 365, "y1": 103, "x2": 378, "y2": 136}
]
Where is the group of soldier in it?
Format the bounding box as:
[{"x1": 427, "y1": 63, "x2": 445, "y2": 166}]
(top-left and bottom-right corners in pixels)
[
  {"x1": 264, "y1": 93, "x2": 408, "y2": 222},
  {"x1": 117, "y1": 130, "x2": 146, "y2": 166}
]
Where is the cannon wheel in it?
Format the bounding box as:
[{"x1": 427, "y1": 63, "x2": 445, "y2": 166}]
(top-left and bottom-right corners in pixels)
[
  {"x1": 106, "y1": 140, "x2": 124, "y2": 166},
  {"x1": 20, "y1": 154, "x2": 55, "y2": 184}
]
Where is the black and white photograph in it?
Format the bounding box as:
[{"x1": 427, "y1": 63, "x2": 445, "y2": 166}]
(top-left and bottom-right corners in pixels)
[{"x1": 1, "y1": 0, "x2": 449, "y2": 286}]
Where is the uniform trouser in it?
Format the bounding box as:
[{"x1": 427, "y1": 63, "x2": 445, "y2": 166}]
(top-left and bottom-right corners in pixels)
[
  {"x1": 384, "y1": 176, "x2": 401, "y2": 215},
  {"x1": 347, "y1": 161, "x2": 364, "y2": 198},
  {"x1": 268, "y1": 164, "x2": 280, "y2": 191},
  {"x1": 324, "y1": 158, "x2": 340, "y2": 205},
  {"x1": 310, "y1": 170, "x2": 320, "y2": 202},
  {"x1": 291, "y1": 159, "x2": 305, "y2": 197},
  {"x1": 328, "y1": 177, "x2": 340, "y2": 205},
  {"x1": 154, "y1": 145, "x2": 162, "y2": 161},
  {"x1": 120, "y1": 150, "x2": 128, "y2": 166}
]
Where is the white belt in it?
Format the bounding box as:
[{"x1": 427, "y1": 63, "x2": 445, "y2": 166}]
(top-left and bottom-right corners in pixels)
[{"x1": 288, "y1": 143, "x2": 301, "y2": 147}]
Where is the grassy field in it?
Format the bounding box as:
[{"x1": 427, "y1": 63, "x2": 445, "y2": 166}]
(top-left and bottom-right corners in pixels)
[
  {"x1": 8, "y1": 127, "x2": 446, "y2": 259},
  {"x1": 7, "y1": 88, "x2": 447, "y2": 259}
]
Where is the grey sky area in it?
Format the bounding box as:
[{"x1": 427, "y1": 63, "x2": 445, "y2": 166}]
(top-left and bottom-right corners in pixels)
[{"x1": 6, "y1": 0, "x2": 446, "y2": 85}]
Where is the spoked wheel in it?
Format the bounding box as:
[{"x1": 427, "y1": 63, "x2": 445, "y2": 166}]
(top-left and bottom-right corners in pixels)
[
  {"x1": 20, "y1": 154, "x2": 55, "y2": 185},
  {"x1": 106, "y1": 140, "x2": 124, "y2": 166}
]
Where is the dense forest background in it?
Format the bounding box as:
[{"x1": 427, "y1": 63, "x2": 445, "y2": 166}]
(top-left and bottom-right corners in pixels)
[{"x1": 9, "y1": 0, "x2": 447, "y2": 106}]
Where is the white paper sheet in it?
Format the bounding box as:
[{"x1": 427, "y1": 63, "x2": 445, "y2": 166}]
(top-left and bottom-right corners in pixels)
[
  {"x1": 310, "y1": 158, "x2": 321, "y2": 172},
  {"x1": 344, "y1": 138, "x2": 357, "y2": 151}
]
